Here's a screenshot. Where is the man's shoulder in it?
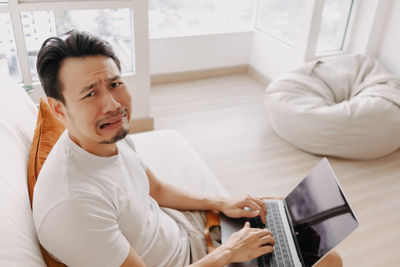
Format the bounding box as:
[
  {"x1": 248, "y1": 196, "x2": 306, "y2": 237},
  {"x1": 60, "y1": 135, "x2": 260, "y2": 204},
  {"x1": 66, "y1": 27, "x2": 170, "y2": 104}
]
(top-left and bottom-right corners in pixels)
[
  {"x1": 33, "y1": 133, "x2": 92, "y2": 228},
  {"x1": 41, "y1": 130, "x2": 73, "y2": 166},
  {"x1": 36, "y1": 132, "x2": 74, "y2": 189}
]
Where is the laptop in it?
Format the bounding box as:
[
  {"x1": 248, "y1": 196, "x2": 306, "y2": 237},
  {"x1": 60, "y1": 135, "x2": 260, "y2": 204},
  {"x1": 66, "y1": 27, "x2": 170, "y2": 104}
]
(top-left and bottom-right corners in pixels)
[{"x1": 220, "y1": 158, "x2": 358, "y2": 267}]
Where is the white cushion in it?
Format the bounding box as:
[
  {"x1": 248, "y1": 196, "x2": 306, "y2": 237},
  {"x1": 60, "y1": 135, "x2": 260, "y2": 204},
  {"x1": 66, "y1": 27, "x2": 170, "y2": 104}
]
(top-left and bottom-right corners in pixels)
[
  {"x1": 265, "y1": 54, "x2": 400, "y2": 159},
  {"x1": 0, "y1": 74, "x2": 46, "y2": 266},
  {"x1": 132, "y1": 130, "x2": 228, "y2": 197}
]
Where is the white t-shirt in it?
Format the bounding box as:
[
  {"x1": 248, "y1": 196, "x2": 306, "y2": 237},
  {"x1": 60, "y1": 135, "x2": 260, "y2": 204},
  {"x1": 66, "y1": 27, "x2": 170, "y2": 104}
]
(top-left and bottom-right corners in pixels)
[{"x1": 33, "y1": 131, "x2": 190, "y2": 267}]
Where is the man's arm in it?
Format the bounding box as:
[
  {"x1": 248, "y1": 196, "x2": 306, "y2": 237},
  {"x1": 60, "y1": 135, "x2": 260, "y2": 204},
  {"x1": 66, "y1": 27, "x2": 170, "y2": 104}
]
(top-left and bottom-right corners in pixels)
[
  {"x1": 120, "y1": 222, "x2": 275, "y2": 267},
  {"x1": 119, "y1": 169, "x2": 274, "y2": 267},
  {"x1": 189, "y1": 221, "x2": 274, "y2": 266},
  {"x1": 146, "y1": 168, "x2": 267, "y2": 223},
  {"x1": 120, "y1": 247, "x2": 146, "y2": 267}
]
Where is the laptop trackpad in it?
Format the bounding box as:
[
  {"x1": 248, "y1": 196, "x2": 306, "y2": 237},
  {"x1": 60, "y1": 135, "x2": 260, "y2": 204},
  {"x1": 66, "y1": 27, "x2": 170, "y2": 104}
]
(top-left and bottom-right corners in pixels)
[{"x1": 226, "y1": 259, "x2": 259, "y2": 267}]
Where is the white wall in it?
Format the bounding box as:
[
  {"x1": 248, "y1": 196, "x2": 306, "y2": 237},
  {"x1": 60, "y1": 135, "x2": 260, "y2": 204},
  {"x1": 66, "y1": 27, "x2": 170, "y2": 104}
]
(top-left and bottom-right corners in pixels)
[
  {"x1": 375, "y1": 0, "x2": 400, "y2": 75},
  {"x1": 345, "y1": 0, "x2": 380, "y2": 55},
  {"x1": 341, "y1": 0, "x2": 400, "y2": 75},
  {"x1": 247, "y1": 0, "x2": 400, "y2": 80},
  {"x1": 149, "y1": 32, "x2": 252, "y2": 75},
  {"x1": 248, "y1": 31, "x2": 303, "y2": 81}
]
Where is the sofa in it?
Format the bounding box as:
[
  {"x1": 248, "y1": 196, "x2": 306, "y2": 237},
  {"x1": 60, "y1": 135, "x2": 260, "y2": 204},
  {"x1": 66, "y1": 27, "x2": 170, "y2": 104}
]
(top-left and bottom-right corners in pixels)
[{"x1": 0, "y1": 73, "x2": 227, "y2": 266}]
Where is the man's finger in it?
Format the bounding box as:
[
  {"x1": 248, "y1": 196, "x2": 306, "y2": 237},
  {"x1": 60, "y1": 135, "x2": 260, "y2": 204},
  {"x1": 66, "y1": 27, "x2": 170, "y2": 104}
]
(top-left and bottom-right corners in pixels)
[
  {"x1": 259, "y1": 245, "x2": 274, "y2": 255},
  {"x1": 257, "y1": 228, "x2": 273, "y2": 237},
  {"x1": 251, "y1": 197, "x2": 267, "y2": 224},
  {"x1": 240, "y1": 208, "x2": 260, "y2": 218},
  {"x1": 253, "y1": 197, "x2": 267, "y2": 215},
  {"x1": 243, "y1": 197, "x2": 266, "y2": 222},
  {"x1": 258, "y1": 235, "x2": 275, "y2": 247},
  {"x1": 244, "y1": 197, "x2": 263, "y2": 212},
  {"x1": 244, "y1": 221, "x2": 251, "y2": 228}
]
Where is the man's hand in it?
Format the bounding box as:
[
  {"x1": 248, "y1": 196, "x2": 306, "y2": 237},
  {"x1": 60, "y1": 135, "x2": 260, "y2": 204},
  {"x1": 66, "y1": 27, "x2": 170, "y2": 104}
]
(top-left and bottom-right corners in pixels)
[
  {"x1": 219, "y1": 221, "x2": 274, "y2": 263},
  {"x1": 191, "y1": 221, "x2": 274, "y2": 267},
  {"x1": 217, "y1": 196, "x2": 267, "y2": 224}
]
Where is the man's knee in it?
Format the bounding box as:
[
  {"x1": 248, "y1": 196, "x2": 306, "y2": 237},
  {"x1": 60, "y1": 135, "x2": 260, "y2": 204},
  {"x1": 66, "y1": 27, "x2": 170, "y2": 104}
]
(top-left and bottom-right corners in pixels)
[{"x1": 314, "y1": 250, "x2": 342, "y2": 267}]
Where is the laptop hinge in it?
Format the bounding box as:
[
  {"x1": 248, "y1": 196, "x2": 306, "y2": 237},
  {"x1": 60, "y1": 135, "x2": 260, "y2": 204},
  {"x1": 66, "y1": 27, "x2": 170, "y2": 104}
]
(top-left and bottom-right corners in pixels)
[{"x1": 283, "y1": 200, "x2": 305, "y2": 266}]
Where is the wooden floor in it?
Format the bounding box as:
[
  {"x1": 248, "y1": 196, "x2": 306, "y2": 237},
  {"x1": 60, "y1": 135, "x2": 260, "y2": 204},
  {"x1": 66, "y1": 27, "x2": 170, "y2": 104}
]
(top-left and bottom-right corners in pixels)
[{"x1": 150, "y1": 74, "x2": 400, "y2": 267}]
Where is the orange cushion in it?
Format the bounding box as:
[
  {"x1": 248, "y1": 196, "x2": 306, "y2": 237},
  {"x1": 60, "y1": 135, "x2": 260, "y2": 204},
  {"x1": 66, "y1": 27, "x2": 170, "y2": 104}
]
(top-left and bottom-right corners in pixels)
[
  {"x1": 28, "y1": 98, "x2": 66, "y2": 267},
  {"x1": 28, "y1": 98, "x2": 65, "y2": 204}
]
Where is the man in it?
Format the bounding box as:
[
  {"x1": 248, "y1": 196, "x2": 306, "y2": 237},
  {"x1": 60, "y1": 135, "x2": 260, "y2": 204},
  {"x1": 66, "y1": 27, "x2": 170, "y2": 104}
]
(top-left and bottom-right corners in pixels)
[{"x1": 33, "y1": 30, "x2": 341, "y2": 267}]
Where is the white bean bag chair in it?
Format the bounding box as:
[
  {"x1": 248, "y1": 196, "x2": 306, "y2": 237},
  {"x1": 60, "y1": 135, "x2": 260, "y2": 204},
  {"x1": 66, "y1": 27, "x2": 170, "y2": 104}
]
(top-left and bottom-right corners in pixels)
[{"x1": 265, "y1": 54, "x2": 400, "y2": 159}]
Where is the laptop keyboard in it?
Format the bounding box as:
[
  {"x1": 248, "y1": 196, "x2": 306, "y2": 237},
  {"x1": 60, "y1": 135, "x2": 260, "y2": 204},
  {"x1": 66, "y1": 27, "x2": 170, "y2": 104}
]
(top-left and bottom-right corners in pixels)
[{"x1": 251, "y1": 202, "x2": 296, "y2": 267}]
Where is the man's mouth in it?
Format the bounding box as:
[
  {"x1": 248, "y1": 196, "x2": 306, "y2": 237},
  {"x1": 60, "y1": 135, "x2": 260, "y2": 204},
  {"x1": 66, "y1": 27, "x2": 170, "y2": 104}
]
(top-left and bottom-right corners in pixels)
[
  {"x1": 98, "y1": 112, "x2": 127, "y2": 130},
  {"x1": 99, "y1": 123, "x2": 111, "y2": 129}
]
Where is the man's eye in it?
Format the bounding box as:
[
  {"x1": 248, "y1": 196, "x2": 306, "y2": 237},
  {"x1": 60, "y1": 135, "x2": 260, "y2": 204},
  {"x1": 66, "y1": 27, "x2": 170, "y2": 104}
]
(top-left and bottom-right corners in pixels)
[
  {"x1": 110, "y1": 82, "x2": 121, "y2": 88},
  {"x1": 85, "y1": 91, "x2": 95, "y2": 98}
]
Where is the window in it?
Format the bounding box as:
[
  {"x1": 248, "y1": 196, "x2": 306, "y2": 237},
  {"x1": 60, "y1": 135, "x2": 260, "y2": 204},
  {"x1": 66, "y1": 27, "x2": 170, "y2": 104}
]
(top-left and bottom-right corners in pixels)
[
  {"x1": 256, "y1": 0, "x2": 354, "y2": 56},
  {"x1": 0, "y1": 0, "x2": 150, "y2": 118},
  {"x1": 256, "y1": 0, "x2": 307, "y2": 48},
  {"x1": 0, "y1": 13, "x2": 22, "y2": 81},
  {"x1": 1, "y1": 0, "x2": 138, "y2": 88},
  {"x1": 148, "y1": 0, "x2": 255, "y2": 38},
  {"x1": 21, "y1": 8, "x2": 134, "y2": 81},
  {"x1": 316, "y1": 0, "x2": 354, "y2": 53}
]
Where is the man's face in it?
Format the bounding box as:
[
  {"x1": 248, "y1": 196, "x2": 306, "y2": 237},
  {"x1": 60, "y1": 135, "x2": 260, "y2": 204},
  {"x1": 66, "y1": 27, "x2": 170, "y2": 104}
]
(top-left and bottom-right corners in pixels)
[{"x1": 55, "y1": 55, "x2": 132, "y2": 156}]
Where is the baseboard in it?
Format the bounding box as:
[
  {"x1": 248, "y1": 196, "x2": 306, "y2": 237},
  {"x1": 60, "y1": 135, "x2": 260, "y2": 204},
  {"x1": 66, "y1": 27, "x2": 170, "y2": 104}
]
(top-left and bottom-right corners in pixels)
[
  {"x1": 129, "y1": 117, "x2": 154, "y2": 134},
  {"x1": 151, "y1": 65, "x2": 248, "y2": 85},
  {"x1": 247, "y1": 66, "x2": 271, "y2": 87}
]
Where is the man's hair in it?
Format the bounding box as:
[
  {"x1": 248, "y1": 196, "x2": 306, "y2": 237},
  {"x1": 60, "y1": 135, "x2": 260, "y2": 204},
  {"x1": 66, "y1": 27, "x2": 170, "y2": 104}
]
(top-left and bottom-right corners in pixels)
[{"x1": 36, "y1": 30, "x2": 121, "y2": 104}]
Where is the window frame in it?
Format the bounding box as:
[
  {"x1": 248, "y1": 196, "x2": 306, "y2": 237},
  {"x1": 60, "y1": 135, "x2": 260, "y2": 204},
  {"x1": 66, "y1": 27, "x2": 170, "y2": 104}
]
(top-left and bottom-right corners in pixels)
[
  {"x1": 5, "y1": 0, "x2": 136, "y2": 84},
  {"x1": 1, "y1": 0, "x2": 150, "y2": 118},
  {"x1": 254, "y1": 0, "x2": 358, "y2": 61},
  {"x1": 315, "y1": 0, "x2": 355, "y2": 54}
]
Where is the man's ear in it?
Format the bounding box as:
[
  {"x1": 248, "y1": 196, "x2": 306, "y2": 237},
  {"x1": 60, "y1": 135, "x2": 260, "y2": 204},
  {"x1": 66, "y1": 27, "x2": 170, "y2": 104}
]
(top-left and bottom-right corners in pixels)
[{"x1": 47, "y1": 97, "x2": 67, "y2": 124}]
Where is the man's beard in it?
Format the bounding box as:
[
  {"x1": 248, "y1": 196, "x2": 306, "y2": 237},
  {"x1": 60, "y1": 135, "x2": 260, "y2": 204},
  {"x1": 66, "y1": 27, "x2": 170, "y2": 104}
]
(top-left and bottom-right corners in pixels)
[{"x1": 99, "y1": 128, "x2": 129, "y2": 144}]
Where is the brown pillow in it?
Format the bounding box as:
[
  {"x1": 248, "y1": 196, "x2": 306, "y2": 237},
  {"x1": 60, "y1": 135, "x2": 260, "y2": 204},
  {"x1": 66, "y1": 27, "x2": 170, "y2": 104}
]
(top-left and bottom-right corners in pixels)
[
  {"x1": 28, "y1": 98, "x2": 65, "y2": 203},
  {"x1": 28, "y1": 98, "x2": 66, "y2": 267}
]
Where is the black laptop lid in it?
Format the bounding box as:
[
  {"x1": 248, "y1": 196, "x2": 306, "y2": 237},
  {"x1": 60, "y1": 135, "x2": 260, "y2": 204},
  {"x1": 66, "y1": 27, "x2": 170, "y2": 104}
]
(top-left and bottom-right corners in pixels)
[{"x1": 285, "y1": 158, "x2": 358, "y2": 267}]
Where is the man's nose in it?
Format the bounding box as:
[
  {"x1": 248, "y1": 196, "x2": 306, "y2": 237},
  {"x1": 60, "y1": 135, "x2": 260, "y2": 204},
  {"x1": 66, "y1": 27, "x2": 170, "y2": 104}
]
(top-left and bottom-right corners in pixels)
[{"x1": 101, "y1": 90, "x2": 121, "y2": 114}]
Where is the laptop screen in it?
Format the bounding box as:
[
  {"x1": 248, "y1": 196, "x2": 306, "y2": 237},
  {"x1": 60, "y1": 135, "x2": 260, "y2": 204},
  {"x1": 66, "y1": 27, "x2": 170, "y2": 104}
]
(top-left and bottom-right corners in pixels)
[{"x1": 285, "y1": 158, "x2": 358, "y2": 266}]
